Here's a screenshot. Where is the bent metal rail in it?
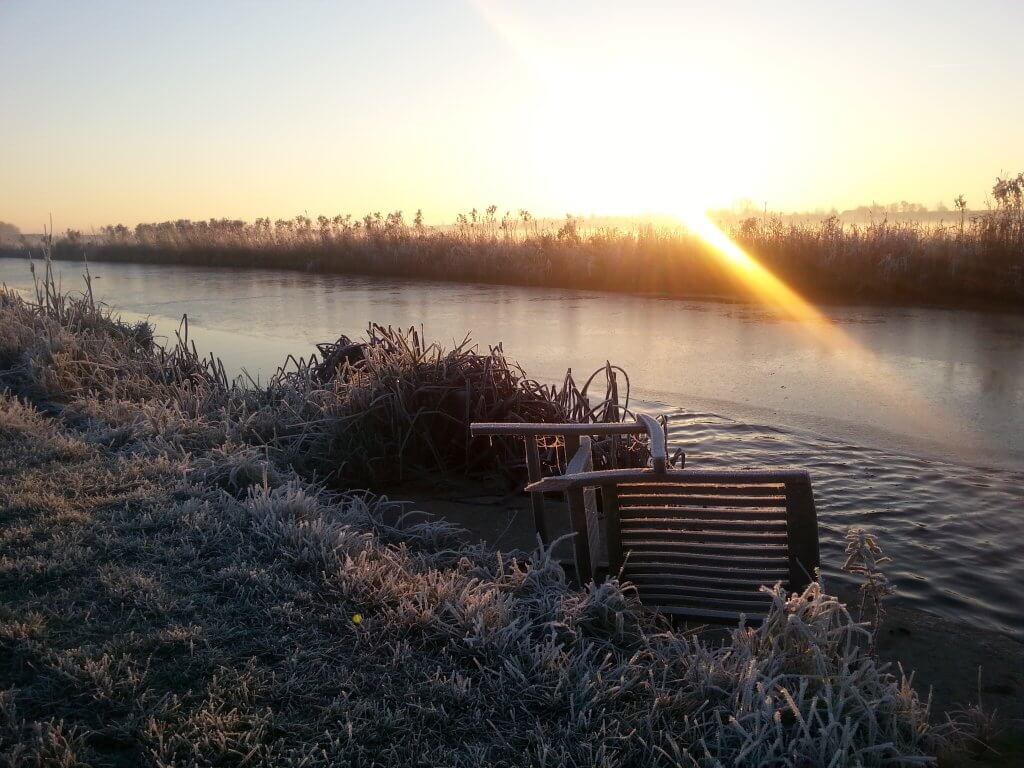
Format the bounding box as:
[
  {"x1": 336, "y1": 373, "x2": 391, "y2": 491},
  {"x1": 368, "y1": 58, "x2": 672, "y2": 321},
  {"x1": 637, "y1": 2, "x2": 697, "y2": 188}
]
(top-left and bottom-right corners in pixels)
[{"x1": 470, "y1": 415, "x2": 668, "y2": 578}]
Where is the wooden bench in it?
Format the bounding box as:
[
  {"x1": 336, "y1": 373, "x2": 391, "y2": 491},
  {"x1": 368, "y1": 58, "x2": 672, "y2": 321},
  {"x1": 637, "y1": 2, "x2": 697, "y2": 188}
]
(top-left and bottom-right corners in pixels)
[
  {"x1": 528, "y1": 467, "x2": 820, "y2": 623},
  {"x1": 470, "y1": 415, "x2": 668, "y2": 579}
]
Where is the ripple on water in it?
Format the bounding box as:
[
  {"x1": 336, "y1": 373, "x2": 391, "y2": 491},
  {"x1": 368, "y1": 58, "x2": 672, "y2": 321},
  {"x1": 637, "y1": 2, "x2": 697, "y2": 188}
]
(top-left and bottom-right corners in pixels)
[{"x1": 665, "y1": 410, "x2": 1024, "y2": 640}]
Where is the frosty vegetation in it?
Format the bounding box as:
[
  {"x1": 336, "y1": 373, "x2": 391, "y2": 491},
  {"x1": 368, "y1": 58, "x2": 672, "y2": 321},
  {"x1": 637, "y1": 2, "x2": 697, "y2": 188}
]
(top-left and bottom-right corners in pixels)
[{"x1": 0, "y1": 272, "x2": 992, "y2": 766}]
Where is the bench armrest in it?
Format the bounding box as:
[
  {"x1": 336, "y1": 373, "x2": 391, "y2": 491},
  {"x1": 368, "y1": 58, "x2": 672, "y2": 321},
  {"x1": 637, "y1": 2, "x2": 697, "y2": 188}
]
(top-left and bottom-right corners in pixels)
[
  {"x1": 527, "y1": 468, "x2": 812, "y2": 493},
  {"x1": 636, "y1": 413, "x2": 667, "y2": 473}
]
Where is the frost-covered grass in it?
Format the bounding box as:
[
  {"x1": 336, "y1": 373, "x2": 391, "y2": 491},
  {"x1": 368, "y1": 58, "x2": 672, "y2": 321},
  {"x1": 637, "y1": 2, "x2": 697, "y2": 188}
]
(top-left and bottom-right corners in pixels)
[
  {"x1": 0, "y1": 278, "x2": 992, "y2": 766},
  {"x1": 0, "y1": 396, "x2": 978, "y2": 766},
  {"x1": 0, "y1": 274, "x2": 638, "y2": 489}
]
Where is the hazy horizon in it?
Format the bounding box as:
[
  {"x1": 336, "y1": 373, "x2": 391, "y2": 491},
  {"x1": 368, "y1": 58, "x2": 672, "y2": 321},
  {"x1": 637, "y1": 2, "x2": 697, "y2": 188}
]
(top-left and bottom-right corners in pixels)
[
  {"x1": 0, "y1": 200, "x2": 996, "y2": 240},
  {"x1": 2, "y1": 0, "x2": 1022, "y2": 231}
]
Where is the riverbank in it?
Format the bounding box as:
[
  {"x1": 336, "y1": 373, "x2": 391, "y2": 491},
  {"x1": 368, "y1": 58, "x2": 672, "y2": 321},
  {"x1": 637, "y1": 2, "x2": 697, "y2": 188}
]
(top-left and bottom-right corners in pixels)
[
  {"x1": 402, "y1": 481, "x2": 1024, "y2": 725},
  {"x1": 4, "y1": 255, "x2": 1022, "y2": 474},
  {"x1": 0, "y1": 278, "x2": 1018, "y2": 764},
  {"x1": 2, "y1": 393, "x2": 1018, "y2": 766}
]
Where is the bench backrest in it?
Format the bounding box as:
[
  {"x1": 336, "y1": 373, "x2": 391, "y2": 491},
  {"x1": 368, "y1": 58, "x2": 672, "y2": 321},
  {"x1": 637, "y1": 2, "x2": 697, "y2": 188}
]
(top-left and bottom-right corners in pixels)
[{"x1": 599, "y1": 470, "x2": 819, "y2": 623}]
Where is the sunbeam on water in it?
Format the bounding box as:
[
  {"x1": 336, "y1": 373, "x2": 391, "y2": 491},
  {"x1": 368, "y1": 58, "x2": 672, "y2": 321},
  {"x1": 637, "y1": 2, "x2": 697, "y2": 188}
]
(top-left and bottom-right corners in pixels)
[
  {"x1": 673, "y1": 210, "x2": 980, "y2": 454},
  {"x1": 472, "y1": 0, "x2": 978, "y2": 456}
]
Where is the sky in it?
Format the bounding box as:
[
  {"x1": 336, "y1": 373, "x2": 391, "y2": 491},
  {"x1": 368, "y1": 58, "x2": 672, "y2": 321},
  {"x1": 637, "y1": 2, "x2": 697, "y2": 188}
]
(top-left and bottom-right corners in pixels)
[{"x1": 1, "y1": 0, "x2": 1022, "y2": 232}]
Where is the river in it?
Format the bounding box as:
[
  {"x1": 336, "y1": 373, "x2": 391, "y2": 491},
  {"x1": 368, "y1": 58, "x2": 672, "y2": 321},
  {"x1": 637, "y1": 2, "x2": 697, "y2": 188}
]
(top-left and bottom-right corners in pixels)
[{"x1": 3, "y1": 257, "x2": 1022, "y2": 639}]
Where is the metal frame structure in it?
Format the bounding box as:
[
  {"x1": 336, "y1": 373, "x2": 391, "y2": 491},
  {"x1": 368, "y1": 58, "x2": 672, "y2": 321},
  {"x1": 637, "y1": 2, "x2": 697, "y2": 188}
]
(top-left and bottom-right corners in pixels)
[
  {"x1": 470, "y1": 415, "x2": 666, "y2": 578},
  {"x1": 528, "y1": 467, "x2": 820, "y2": 623},
  {"x1": 472, "y1": 414, "x2": 819, "y2": 623}
]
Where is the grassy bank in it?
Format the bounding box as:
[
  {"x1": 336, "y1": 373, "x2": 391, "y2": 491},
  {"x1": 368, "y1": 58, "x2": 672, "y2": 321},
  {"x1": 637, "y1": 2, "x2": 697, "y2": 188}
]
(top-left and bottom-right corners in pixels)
[
  {"x1": 0, "y1": 263, "x2": 642, "y2": 489},
  {"x1": 10, "y1": 173, "x2": 1024, "y2": 310},
  {"x1": 0, "y1": 278, "x2": 1002, "y2": 765}
]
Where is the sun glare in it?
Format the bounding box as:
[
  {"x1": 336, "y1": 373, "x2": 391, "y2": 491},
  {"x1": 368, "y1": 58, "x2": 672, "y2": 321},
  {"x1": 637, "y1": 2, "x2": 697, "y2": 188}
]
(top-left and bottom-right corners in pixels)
[
  {"x1": 471, "y1": 0, "x2": 764, "y2": 215},
  {"x1": 674, "y1": 208, "x2": 828, "y2": 326},
  {"x1": 673, "y1": 208, "x2": 976, "y2": 451},
  {"x1": 534, "y1": 67, "x2": 754, "y2": 215},
  {"x1": 471, "y1": 0, "x2": 965, "y2": 448}
]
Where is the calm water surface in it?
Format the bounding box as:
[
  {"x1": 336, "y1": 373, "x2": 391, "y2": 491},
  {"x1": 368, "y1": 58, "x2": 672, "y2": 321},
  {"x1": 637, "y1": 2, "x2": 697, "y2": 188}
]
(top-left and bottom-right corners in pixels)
[{"x1": 3, "y1": 258, "x2": 1022, "y2": 638}]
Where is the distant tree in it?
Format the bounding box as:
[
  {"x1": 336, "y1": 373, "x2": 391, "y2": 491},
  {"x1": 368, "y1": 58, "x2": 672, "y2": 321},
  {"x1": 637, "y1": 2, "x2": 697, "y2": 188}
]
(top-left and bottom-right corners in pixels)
[
  {"x1": 992, "y1": 172, "x2": 1024, "y2": 210},
  {"x1": 0, "y1": 220, "x2": 20, "y2": 245},
  {"x1": 954, "y1": 195, "x2": 968, "y2": 234},
  {"x1": 102, "y1": 224, "x2": 131, "y2": 243},
  {"x1": 557, "y1": 214, "x2": 581, "y2": 245},
  {"x1": 732, "y1": 198, "x2": 759, "y2": 216}
]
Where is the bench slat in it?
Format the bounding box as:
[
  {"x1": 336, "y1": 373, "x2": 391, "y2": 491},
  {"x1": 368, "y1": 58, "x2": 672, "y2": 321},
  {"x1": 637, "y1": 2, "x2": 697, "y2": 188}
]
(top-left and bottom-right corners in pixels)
[{"x1": 619, "y1": 517, "x2": 787, "y2": 531}]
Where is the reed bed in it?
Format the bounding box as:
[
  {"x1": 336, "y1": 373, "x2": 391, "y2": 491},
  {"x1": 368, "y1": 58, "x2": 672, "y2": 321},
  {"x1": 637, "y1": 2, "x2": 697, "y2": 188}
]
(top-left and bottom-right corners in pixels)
[{"x1": 13, "y1": 173, "x2": 1023, "y2": 309}]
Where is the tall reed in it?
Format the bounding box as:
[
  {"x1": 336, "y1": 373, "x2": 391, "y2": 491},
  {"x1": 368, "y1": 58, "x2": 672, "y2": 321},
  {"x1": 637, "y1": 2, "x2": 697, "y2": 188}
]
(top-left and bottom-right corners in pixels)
[{"x1": 14, "y1": 173, "x2": 1023, "y2": 309}]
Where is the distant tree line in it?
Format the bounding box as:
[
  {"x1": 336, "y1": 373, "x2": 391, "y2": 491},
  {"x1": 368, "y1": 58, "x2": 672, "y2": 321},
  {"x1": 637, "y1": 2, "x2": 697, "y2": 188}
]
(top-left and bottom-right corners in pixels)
[
  {"x1": 0, "y1": 221, "x2": 20, "y2": 245},
  {"x1": 4, "y1": 173, "x2": 1023, "y2": 310}
]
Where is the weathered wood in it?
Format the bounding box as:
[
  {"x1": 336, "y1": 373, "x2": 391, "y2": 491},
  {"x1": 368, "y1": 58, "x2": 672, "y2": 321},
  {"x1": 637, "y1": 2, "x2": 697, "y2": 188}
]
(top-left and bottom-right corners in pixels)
[
  {"x1": 562, "y1": 439, "x2": 603, "y2": 577},
  {"x1": 608, "y1": 471, "x2": 818, "y2": 623},
  {"x1": 620, "y1": 539, "x2": 789, "y2": 556},
  {"x1": 784, "y1": 475, "x2": 820, "y2": 592},
  {"x1": 619, "y1": 527, "x2": 787, "y2": 543},
  {"x1": 524, "y1": 437, "x2": 548, "y2": 545},
  {"x1": 470, "y1": 422, "x2": 648, "y2": 437},
  {"x1": 631, "y1": 589, "x2": 775, "y2": 610},
  {"x1": 633, "y1": 590, "x2": 771, "y2": 611},
  {"x1": 618, "y1": 495, "x2": 787, "y2": 508},
  {"x1": 527, "y1": 469, "x2": 811, "y2": 494},
  {"x1": 620, "y1": 538, "x2": 792, "y2": 556},
  {"x1": 618, "y1": 516, "x2": 787, "y2": 531},
  {"x1": 622, "y1": 573, "x2": 782, "y2": 593},
  {"x1": 630, "y1": 581, "x2": 776, "y2": 599},
  {"x1": 625, "y1": 560, "x2": 790, "y2": 578},
  {"x1": 471, "y1": 415, "x2": 667, "y2": 475},
  {"x1": 565, "y1": 435, "x2": 588, "y2": 473},
  {"x1": 470, "y1": 416, "x2": 661, "y2": 559},
  {"x1": 618, "y1": 548, "x2": 790, "y2": 566},
  {"x1": 654, "y1": 606, "x2": 768, "y2": 622},
  {"x1": 584, "y1": 485, "x2": 602, "y2": 573},
  {"x1": 564, "y1": 436, "x2": 593, "y2": 581},
  {"x1": 473, "y1": 418, "x2": 819, "y2": 626},
  {"x1": 626, "y1": 572, "x2": 782, "y2": 589},
  {"x1": 619, "y1": 509, "x2": 787, "y2": 525},
  {"x1": 601, "y1": 484, "x2": 623, "y2": 574},
  {"x1": 618, "y1": 484, "x2": 785, "y2": 497}
]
